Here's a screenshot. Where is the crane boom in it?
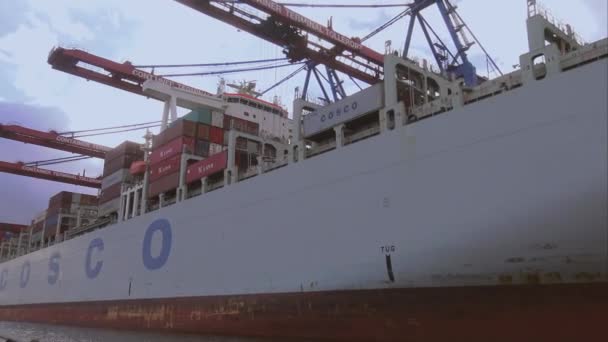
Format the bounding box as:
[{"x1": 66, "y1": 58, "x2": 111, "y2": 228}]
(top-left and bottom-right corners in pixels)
[
  {"x1": 47, "y1": 47, "x2": 215, "y2": 101},
  {"x1": 242, "y1": 0, "x2": 383, "y2": 62},
  {"x1": 173, "y1": 0, "x2": 384, "y2": 84},
  {"x1": 0, "y1": 124, "x2": 110, "y2": 159},
  {"x1": 0, "y1": 161, "x2": 102, "y2": 188}
]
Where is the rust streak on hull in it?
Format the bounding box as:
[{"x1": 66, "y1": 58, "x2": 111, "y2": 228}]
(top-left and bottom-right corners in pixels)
[{"x1": 1, "y1": 284, "x2": 607, "y2": 341}]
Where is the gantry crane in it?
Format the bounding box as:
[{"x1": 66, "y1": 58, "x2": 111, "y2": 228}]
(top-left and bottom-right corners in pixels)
[
  {"x1": 0, "y1": 124, "x2": 110, "y2": 158},
  {"x1": 173, "y1": 0, "x2": 385, "y2": 86},
  {"x1": 48, "y1": 47, "x2": 215, "y2": 101},
  {"x1": 0, "y1": 124, "x2": 108, "y2": 188},
  {"x1": 173, "y1": 0, "x2": 500, "y2": 88},
  {"x1": 0, "y1": 161, "x2": 102, "y2": 188}
]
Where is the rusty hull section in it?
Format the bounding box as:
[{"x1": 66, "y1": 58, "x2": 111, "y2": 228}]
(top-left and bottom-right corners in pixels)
[{"x1": 1, "y1": 284, "x2": 607, "y2": 341}]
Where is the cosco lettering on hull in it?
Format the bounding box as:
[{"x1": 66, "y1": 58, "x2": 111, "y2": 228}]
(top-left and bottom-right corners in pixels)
[{"x1": 0, "y1": 219, "x2": 172, "y2": 291}]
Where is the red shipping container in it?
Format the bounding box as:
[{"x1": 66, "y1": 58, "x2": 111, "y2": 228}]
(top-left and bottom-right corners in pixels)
[
  {"x1": 105, "y1": 141, "x2": 142, "y2": 162},
  {"x1": 197, "y1": 124, "x2": 210, "y2": 141},
  {"x1": 0, "y1": 223, "x2": 27, "y2": 234},
  {"x1": 150, "y1": 136, "x2": 194, "y2": 165},
  {"x1": 148, "y1": 172, "x2": 180, "y2": 198},
  {"x1": 33, "y1": 221, "x2": 44, "y2": 233},
  {"x1": 48, "y1": 191, "x2": 73, "y2": 210},
  {"x1": 103, "y1": 154, "x2": 141, "y2": 177},
  {"x1": 209, "y1": 126, "x2": 224, "y2": 145},
  {"x1": 149, "y1": 154, "x2": 181, "y2": 182},
  {"x1": 78, "y1": 194, "x2": 98, "y2": 206},
  {"x1": 186, "y1": 151, "x2": 228, "y2": 184},
  {"x1": 152, "y1": 119, "x2": 197, "y2": 147},
  {"x1": 99, "y1": 182, "x2": 122, "y2": 204}
]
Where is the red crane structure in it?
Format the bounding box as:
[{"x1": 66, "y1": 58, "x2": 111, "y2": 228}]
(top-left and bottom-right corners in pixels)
[
  {"x1": 172, "y1": 0, "x2": 385, "y2": 85},
  {"x1": 0, "y1": 124, "x2": 108, "y2": 188},
  {"x1": 48, "y1": 47, "x2": 215, "y2": 101},
  {"x1": 0, "y1": 124, "x2": 110, "y2": 159},
  {"x1": 0, "y1": 161, "x2": 101, "y2": 188}
]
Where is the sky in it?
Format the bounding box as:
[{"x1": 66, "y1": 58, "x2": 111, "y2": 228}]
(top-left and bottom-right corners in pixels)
[{"x1": 0, "y1": 0, "x2": 606, "y2": 224}]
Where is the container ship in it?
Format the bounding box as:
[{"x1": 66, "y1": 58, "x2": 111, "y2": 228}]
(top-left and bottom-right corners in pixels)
[{"x1": 0, "y1": 0, "x2": 607, "y2": 341}]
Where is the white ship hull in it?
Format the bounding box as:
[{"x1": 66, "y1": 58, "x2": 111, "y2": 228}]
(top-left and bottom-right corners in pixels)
[{"x1": 0, "y1": 56, "x2": 606, "y2": 304}]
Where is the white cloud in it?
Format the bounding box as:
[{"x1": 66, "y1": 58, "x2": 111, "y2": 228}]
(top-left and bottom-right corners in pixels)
[{"x1": 0, "y1": 14, "x2": 63, "y2": 101}]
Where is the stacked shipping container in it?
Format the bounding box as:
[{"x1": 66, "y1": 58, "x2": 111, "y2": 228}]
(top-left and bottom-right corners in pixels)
[
  {"x1": 223, "y1": 114, "x2": 262, "y2": 172},
  {"x1": 44, "y1": 191, "x2": 98, "y2": 240},
  {"x1": 99, "y1": 141, "x2": 143, "y2": 216},
  {"x1": 185, "y1": 150, "x2": 228, "y2": 184},
  {"x1": 148, "y1": 108, "x2": 226, "y2": 198},
  {"x1": 0, "y1": 223, "x2": 27, "y2": 242}
]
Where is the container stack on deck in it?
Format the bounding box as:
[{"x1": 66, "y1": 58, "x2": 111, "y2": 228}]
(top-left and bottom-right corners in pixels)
[
  {"x1": 99, "y1": 141, "x2": 143, "y2": 216},
  {"x1": 42, "y1": 191, "x2": 98, "y2": 243},
  {"x1": 0, "y1": 223, "x2": 27, "y2": 260},
  {"x1": 148, "y1": 108, "x2": 225, "y2": 199},
  {"x1": 28, "y1": 211, "x2": 46, "y2": 249},
  {"x1": 93, "y1": 110, "x2": 266, "y2": 205},
  {"x1": 224, "y1": 114, "x2": 262, "y2": 172},
  {"x1": 0, "y1": 223, "x2": 26, "y2": 242}
]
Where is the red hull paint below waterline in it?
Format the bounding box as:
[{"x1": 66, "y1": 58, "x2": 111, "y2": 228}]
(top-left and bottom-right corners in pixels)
[{"x1": 1, "y1": 284, "x2": 607, "y2": 341}]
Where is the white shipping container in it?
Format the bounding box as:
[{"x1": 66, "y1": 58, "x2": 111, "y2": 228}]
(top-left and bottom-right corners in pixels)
[
  {"x1": 98, "y1": 197, "x2": 121, "y2": 217},
  {"x1": 101, "y1": 169, "x2": 131, "y2": 190},
  {"x1": 209, "y1": 143, "x2": 224, "y2": 155},
  {"x1": 211, "y1": 110, "x2": 224, "y2": 128}
]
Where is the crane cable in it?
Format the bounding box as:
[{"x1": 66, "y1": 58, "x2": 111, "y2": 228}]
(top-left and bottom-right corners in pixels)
[
  {"x1": 59, "y1": 120, "x2": 162, "y2": 136},
  {"x1": 361, "y1": 2, "x2": 427, "y2": 42},
  {"x1": 258, "y1": 64, "x2": 307, "y2": 96},
  {"x1": 133, "y1": 57, "x2": 289, "y2": 69},
  {"x1": 73, "y1": 124, "x2": 162, "y2": 138},
  {"x1": 214, "y1": 1, "x2": 410, "y2": 8},
  {"x1": 269, "y1": 3, "x2": 409, "y2": 8},
  {"x1": 24, "y1": 155, "x2": 93, "y2": 167},
  {"x1": 59, "y1": 60, "x2": 308, "y2": 136},
  {"x1": 158, "y1": 61, "x2": 305, "y2": 77}
]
